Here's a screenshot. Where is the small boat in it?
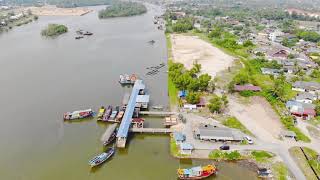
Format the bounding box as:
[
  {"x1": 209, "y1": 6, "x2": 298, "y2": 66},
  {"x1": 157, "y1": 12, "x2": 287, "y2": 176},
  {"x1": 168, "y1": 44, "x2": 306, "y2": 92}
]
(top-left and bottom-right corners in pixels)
[
  {"x1": 115, "y1": 110, "x2": 124, "y2": 122},
  {"x1": 88, "y1": 146, "x2": 115, "y2": 167},
  {"x1": 119, "y1": 74, "x2": 137, "y2": 85},
  {"x1": 97, "y1": 106, "x2": 106, "y2": 120},
  {"x1": 63, "y1": 109, "x2": 94, "y2": 120},
  {"x1": 76, "y1": 30, "x2": 84, "y2": 35},
  {"x1": 152, "y1": 105, "x2": 163, "y2": 110},
  {"x1": 177, "y1": 164, "x2": 217, "y2": 180},
  {"x1": 101, "y1": 124, "x2": 118, "y2": 145},
  {"x1": 83, "y1": 31, "x2": 93, "y2": 36},
  {"x1": 109, "y1": 110, "x2": 118, "y2": 120},
  {"x1": 75, "y1": 36, "x2": 84, "y2": 39},
  {"x1": 102, "y1": 106, "x2": 112, "y2": 121},
  {"x1": 148, "y1": 40, "x2": 156, "y2": 44}
]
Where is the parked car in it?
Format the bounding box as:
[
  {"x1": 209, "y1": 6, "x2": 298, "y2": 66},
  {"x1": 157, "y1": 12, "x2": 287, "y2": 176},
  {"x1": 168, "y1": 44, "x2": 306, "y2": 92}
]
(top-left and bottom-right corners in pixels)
[
  {"x1": 219, "y1": 145, "x2": 230, "y2": 150},
  {"x1": 244, "y1": 136, "x2": 253, "y2": 144}
]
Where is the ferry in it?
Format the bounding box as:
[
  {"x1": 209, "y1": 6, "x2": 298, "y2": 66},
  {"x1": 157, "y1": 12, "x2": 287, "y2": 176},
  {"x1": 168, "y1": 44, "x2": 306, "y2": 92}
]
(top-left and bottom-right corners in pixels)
[
  {"x1": 177, "y1": 164, "x2": 217, "y2": 180},
  {"x1": 63, "y1": 109, "x2": 94, "y2": 120},
  {"x1": 119, "y1": 74, "x2": 137, "y2": 85}
]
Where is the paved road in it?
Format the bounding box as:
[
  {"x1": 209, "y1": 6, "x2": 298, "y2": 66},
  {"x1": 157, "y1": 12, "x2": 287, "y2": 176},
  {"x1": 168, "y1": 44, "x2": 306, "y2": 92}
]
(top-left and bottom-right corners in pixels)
[{"x1": 180, "y1": 113, "x2": 308, "y2": 180}]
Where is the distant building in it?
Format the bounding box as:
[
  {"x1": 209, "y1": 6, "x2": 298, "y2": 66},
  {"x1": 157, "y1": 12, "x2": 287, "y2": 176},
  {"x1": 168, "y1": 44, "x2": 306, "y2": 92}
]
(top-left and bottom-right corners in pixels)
[
  {"x1": 261, "y1": 68, "x2": 281, "y2": 76},
  {"x1": 295, "y1": 92, "x2": 317, "y2": 104},
  {"x1": 292, "y1": 81, "x2": 320, "y2": 94},
  {"x1": 194, "y1": 126, "x2": 244, "y2": 142},
  {"x1": 286, "y1": 100, "x2": 316, "y2": 120}
]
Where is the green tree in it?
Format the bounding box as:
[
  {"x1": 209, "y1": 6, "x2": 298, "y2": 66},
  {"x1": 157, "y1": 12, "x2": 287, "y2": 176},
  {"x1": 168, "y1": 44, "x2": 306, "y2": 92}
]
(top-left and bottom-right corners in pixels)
[
  {"x1": 243, "y1": 40, "x2": 254, "y2": 47},
  {"x1": 208, "y1": 95, "x2": 222, "y2": 113},
  {"x1": 198, "y1": 74, "x2": 212, "y2": 91},
  {"x1": 186, "y1": 92, "x2": 201, "y2": 104},
  {"x1": 273, "y1": 75, "x2": 286, "y2": 101}
]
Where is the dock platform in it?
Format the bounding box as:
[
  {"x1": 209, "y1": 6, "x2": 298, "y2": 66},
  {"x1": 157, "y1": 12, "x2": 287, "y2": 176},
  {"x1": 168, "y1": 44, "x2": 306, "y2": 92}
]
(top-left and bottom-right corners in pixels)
[
  {"x1": 130, "y1": 128, "x2": 174, "y2": 134},
  {"x1": 139, "y1": 111, "x2": 176, "y2": 116}
]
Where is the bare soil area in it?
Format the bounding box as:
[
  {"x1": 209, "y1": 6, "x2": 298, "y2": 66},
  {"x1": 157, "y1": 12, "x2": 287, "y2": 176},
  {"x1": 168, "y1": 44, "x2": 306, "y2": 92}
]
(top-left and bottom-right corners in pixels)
[
  {"x1": 228, "y1": 96, "x2": 284, "y2": 142},
  {"x1": 170, "y1": 34, "x2": 234, "y2": 78},
  {"x1": 23, "y1": 5, "x2": 92, "y2": 16}
]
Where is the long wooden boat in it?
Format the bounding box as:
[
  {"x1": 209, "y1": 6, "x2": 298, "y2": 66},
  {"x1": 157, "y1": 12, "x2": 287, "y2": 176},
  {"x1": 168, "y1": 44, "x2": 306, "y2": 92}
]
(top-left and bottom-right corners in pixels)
[
  {"x1": 109, "y1": 110, "x2": 118, "y2": 120},
  {"x1": 97, "y1": 106, "x2": 106, "y2": 120},
  {"x1": 101, "y1": 106, "x2": 112, "y2": 121},
  {"x1": 88, "y1": 146, "x2": 115, "y2": 167},
  {"x1": 63, "y1": 109, "x2": 93, "y2": 120},
  {"x1": 115, "y1": 110, "x2": 124, "y2": 122},
  {"x1": 177, "y1": 164, "x2": 217, "y2": 180}
]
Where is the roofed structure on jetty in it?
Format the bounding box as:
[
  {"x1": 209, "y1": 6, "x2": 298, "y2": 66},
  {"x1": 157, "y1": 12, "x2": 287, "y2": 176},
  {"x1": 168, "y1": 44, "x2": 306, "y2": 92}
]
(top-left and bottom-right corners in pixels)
[{"x1": 116, "y1": 80, "x2": 145, "y2": 146}]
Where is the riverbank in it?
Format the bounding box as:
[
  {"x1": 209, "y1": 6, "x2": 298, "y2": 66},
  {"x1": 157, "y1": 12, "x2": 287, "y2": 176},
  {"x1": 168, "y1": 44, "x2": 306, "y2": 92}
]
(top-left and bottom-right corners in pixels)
[{"x1": 23, "y1": 5, "x2": 93, "y2": 16}]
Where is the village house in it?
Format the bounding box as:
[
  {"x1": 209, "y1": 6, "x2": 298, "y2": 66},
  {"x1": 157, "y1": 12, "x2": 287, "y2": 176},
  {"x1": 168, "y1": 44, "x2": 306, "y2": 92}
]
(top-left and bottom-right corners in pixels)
[
  {"x1": 267, "y1": 49, "x2": 290, "y2": 61},
  {"x1": 292, "y1": 81, "x2": 320, "y2": 94},
  {"x1": 261, "y1": 68, "x2": 281, "y2": 76},
  {"x1": 268, "y1": 30, "x2": 284, "y2": 42},
  {"x1": 234, "y1": 85, "x2": 262, "y2": 92},
  {"x1": 194, "y1": 125, "x2": 244, "y2": 142},
  {"x1": 295, "y1": 92, "x2": 317, "y2": 104},
  {"x1": 173, "y1": 132, "x2": 186, "y2": 145},
  {"x1": 286, "y1": 100, "x2": 316, "y2": 120}
]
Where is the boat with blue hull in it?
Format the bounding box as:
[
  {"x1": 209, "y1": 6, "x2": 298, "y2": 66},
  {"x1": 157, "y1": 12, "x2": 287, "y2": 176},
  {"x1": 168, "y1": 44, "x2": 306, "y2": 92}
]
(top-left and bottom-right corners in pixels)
[{"x1": 88, "y1": 146, "x2": 115, "y2": 167}]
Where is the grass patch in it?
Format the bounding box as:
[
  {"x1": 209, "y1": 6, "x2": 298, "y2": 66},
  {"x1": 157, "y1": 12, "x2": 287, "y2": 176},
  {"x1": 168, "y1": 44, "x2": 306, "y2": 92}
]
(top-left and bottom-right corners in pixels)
[
  {"x1": 166, "y1": 33, "x2": 173, "y2": 59},
  {"x1": 208, "y1": 150, "x2": 243, "y2": 161},
  {"x1": 251, "y1": 150, "x2": 273, "y2": 162},
  {"x1": 302, "y1": 147, "x2": 320, "y2": 177},
  {"x1": 307, "y1": 126, "x2": 320, "y2": 139},
  {"x1": 289, "y1": 147, "x2": 318, "y2": 180},
  {"x1": 272, "y1": 162, "x2": 289, "y2": 180},
  {"x1": 170, "y1": 137, "x2": 190, "y2": 158},
  {"x1": 222, "y1": 116, "x2": 253, "y2": 136}
]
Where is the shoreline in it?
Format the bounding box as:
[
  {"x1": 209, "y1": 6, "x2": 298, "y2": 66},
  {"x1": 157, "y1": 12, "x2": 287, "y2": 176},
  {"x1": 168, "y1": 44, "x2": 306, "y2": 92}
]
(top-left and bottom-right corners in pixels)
[{"x1": 22, "y1": 5, "x2": 93, "y2": 16}]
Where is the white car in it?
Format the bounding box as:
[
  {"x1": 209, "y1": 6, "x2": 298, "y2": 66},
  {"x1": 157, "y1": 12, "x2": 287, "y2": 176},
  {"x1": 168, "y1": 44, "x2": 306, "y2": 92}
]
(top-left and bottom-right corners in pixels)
[{"x1": 244, "y1": 136, "x2": 253, "y2": 144}]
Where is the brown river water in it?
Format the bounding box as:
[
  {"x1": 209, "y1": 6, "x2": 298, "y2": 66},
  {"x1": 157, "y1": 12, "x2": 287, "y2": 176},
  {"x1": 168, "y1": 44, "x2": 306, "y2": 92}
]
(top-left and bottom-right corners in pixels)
[{"x1": 0, "y1": 4, "x2": 258, "y2": 180}]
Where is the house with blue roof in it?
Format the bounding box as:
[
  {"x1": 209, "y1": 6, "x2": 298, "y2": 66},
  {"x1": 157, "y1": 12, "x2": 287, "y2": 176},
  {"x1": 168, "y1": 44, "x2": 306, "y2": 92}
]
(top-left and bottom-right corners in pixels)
[{"x1": 173, "y1": 132, "x2": 186, "y2": 145}]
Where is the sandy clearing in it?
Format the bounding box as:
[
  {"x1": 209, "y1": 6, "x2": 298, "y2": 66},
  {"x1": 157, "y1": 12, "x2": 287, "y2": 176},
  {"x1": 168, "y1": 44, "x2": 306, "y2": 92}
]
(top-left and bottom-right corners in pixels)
[
  {"x1": 228, "y1": 96, "x2": 283, "y2": 142},
  {"x1": 23, "y1": 6, "x2": 92, "y2": 16},
  {"x1": 170, "y1": 34, "x2": 234, "y2": 78}
]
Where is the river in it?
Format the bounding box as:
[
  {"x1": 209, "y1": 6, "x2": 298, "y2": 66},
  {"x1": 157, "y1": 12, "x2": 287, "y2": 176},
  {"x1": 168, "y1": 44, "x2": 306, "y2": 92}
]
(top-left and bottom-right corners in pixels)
[{"x1": 0, "y1": 5, "x2": 258, "y2": 180}]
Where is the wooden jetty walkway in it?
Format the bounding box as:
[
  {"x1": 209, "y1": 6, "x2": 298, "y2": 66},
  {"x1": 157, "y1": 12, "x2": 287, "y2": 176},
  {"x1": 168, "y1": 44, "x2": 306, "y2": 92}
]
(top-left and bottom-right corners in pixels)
[
  {"x1": 130, "y1": 128, "x2": 174, "y2": 134},
  {"x1": 139, "y1": 111, "x2": 176, "y2": 116}
]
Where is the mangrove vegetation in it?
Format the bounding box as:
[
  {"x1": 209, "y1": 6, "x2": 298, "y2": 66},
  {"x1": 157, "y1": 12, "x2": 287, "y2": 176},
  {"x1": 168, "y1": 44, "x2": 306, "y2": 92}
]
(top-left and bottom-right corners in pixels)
[
  {"x1": 98, "y1": 2, "x2": 147, "y2": 19},
  {"x1": 41, "y1": 24, "x2": 68, "y2": 37}
]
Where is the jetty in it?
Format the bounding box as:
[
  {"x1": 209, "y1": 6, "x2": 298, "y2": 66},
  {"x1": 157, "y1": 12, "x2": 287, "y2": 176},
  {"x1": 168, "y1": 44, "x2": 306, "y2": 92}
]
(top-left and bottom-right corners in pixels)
[
  {"x1": 116, "y1": 80, "x2": 145, "y2": 148},
  {"x1": 130, "y1": 128, "x2": 174, "y2": 134},
  {"x1": 139, "y1": 111, "x2": 176, "y2": 116}
]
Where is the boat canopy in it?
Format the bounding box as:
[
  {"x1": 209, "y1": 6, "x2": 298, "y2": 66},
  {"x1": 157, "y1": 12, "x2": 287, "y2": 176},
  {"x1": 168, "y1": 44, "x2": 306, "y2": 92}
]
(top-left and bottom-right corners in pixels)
[{"x1": 101, "y1": 124, "x2": 117, "y2": 143}]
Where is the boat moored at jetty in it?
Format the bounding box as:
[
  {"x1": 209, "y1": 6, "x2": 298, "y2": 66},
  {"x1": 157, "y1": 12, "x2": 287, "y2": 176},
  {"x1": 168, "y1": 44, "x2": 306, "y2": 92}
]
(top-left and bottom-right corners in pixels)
[
  {"x1": 177, "y1": 164, "x2": 217, "y2": 180},
  {"x1": 101, "y1": 124, "x2": 118, "y2": 146},
  {"x1": 88, "y1": 146, "x2": 115, "y2": 167},
  {"x1": 63, "y1": 109, "x2": 94, "y2": 120},
  {"x1": 97, "y1": 106, "x2": 106, "y2": 120},
  {"x1": 101, "y1": 106, "x2": 112, "y2": 121},
  {"x1": 119, "y1": 74, "x2": 137, "y2": 85}
]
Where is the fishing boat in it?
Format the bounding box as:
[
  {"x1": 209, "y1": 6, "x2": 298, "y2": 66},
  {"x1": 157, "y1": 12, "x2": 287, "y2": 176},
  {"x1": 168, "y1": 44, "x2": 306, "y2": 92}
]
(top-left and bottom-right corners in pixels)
[
  {"x1": 109, "y1": 110, "x2": 118, "y2": 120},
  {"x1": 177, "y1": 164, "x2": 217, "y2": 180},
  {"x1": 88, "y1": 146, "x2": 115, "y2": 167},
  {"x1": 83, "y1": 31, "x2": 93, "y2": 36},
  {"x1": 63, "y1": 109, "x2": 94, "y2": 120},
  {"x1": 115, "y1": 110, "x2": 124, "y2": 122},
  {"x1": 97, "y1": 106, "x2": 106, "y2": 120},
  {"x1": 102, "y1": 106, "x2": 112, "y2": 121},
  {"x1": 101, "y1": 124, "x2": 118, "y2": 145},
  {"x1": 76, "y1": 30, "x2": 84, "y2": 35},
  {"x1": 75, "y1": 36, "x2": 84, "y2": 40},
  {"x1": 148, "y1": 40, "x2": 156, "y2": 44}
]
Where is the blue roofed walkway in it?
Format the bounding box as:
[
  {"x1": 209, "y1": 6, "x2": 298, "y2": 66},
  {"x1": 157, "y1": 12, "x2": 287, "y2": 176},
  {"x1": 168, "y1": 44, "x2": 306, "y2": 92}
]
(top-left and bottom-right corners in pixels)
[{"x1": 116, "y1": 80, "x2": 145, "y2": 148}]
